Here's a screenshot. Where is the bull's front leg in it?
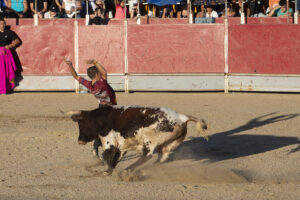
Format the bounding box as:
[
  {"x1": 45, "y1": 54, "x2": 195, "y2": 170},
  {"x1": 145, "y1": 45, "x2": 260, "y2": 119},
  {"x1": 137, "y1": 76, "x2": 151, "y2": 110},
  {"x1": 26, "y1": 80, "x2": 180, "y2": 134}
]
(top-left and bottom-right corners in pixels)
[{"x1": 102, "y1": 145, "x2": 121, "y2": 176}]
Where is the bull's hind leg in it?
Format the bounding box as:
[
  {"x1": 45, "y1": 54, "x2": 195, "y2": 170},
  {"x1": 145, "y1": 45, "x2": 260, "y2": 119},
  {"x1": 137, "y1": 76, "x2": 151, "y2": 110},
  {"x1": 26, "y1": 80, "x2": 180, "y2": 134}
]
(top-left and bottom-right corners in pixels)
[
  {"x1": 125, "y1": 143, "x2": 153, "y2": 172},
  {"x1": 119, "y1": 143, "x2": 153, "y2": 181},
  {"x1": 158, "y1": 124, "x2": 187, "y2": 163}
]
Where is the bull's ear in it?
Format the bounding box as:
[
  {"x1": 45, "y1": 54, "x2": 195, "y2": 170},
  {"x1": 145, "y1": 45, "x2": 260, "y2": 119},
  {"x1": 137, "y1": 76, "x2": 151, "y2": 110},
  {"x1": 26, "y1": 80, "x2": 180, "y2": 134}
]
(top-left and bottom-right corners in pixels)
[
  {"x1": 65, "y1": 110, "x2": 83, "y2": 122},
  {"x1": 71, "y1": 114, "x2": 84, "y2": 122}
]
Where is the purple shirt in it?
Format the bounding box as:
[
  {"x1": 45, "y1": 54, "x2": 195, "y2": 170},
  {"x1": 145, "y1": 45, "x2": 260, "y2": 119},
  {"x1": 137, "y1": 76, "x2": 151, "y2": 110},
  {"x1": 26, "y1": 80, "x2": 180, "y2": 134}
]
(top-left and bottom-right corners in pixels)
[{"x1": 79, "y1": 77, "x2": 116, "y2": 105}]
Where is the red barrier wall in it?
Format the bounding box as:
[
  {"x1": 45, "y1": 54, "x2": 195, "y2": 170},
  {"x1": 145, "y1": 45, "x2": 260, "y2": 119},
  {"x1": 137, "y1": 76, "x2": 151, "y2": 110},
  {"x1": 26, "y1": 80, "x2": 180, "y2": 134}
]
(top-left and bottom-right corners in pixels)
[
  {"x1": 4, "y1": 18, "x2": 300, "y2": 78},
  {"x1": 228, "y1": 24, "x2": 300, "y2": 74},
  {"x1": 78, "y1": 25, "x2": 125, "y2": 74},
  {"x1": 127, "y1": 24, "x2": 225, "y2": 73},
  {"x1": 11, "y1": 24, "x2": 74, "y2": 75}
]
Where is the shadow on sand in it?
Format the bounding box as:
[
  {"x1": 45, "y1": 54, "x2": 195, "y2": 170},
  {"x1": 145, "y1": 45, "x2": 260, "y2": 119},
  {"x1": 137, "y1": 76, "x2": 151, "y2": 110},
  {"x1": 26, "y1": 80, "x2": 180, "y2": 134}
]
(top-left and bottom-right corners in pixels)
[{"x1": 171, "y1": 112, "x2": 300, "y2": 162}]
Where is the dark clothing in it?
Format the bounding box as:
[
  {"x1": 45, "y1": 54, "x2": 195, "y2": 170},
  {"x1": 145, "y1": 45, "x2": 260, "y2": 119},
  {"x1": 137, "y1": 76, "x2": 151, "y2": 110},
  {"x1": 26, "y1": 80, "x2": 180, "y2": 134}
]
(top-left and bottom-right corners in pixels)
[
  {"x1": 104, "y1": 0, "x2": 115, "y2": 16},
  {"x1": 0, "y1": 29, "x2": 17, "y2": 46},
  {"x1": 248, "y1": 0, "x2": 266, "y2": 16},
  {"x1": 89, "y1": 17, "x2": 109, "y2": 25},
  {"x1": 29, "y1": 0, "x2": 47, "y2": 12}
]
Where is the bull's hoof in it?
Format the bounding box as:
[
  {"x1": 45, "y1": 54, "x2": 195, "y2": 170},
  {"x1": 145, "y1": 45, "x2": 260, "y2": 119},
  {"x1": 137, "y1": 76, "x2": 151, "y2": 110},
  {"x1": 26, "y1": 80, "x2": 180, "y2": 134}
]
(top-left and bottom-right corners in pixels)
[
  {"x1": 118, "y1": 169, "x2": 144, "y2": 182},
  {"x1": 102, "y1": 169, "x2": 113, "y2": 176},
  {"x1": 92, "y1": 149, "x2": 99, "y2": 158},
  {"x1": 121, "y1": 169, "x2": 131, "y2": 176},
  {"x1": 118, "y1": 169, "x2": 131, "y2": 181},
  {"x1": 98, "y1": 156, "x2": 105, "y2": 166}
]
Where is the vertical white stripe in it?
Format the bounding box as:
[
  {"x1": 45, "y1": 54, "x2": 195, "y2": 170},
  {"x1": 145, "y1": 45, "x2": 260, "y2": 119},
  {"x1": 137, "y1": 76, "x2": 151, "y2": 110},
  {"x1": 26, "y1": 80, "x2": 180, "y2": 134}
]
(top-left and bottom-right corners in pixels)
[
  {"x1": 124, "y1": 19, "x2": 129, "y2": 93},
  {"x1": 74, "y1": 20, "x2": 79, "y2": 93},
  {"x1": 224, "y1": 17, "x2": 229, "y2": 94},
  {"x1": 33, "y1": 14, "x2": 38, "y2": 26}
]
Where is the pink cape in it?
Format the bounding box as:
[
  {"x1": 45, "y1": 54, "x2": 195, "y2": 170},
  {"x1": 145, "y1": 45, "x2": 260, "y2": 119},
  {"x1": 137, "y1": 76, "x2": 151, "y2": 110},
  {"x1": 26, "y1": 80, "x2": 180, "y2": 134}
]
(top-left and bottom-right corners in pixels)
[{"x1": 0, "y1": 46, "x2": 17, "y2": 94}]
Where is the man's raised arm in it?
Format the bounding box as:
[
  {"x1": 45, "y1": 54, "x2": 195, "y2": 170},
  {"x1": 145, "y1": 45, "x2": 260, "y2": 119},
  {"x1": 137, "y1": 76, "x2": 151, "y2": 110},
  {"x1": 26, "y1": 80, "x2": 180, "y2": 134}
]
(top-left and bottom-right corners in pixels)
[{"x1": 64, "y1": 59, "x2": 80, "y2": 81}]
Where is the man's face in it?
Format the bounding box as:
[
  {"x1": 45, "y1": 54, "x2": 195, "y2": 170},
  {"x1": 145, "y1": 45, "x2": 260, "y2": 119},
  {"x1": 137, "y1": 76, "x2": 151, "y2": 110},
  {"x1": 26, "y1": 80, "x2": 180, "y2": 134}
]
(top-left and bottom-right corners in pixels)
[
  {"x1": 96, "y1": 0, "x2": 104, "y2": 7},
  {"x1": 280, "y1": 5, "x2": 287, "y2": 11},
  {"x1": 50, "y1": 11, "x2": 57, "y2": 17},
  {"x1": 206, "y1": 7, "x2": 212, "y2": 12}
]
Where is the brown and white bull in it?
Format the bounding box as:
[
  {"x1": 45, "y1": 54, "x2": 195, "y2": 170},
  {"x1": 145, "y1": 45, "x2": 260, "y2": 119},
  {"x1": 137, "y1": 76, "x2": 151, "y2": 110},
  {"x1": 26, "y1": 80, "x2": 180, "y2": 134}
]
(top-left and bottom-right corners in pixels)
[{"x1": 67, "y1": 105, "x2": 208, "y2": 176}]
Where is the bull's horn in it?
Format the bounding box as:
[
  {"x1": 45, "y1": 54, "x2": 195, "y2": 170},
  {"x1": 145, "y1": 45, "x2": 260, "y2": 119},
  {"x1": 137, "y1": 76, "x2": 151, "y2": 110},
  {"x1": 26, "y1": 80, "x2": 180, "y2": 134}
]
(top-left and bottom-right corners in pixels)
[{"x1": 64, "y1": 110, "x2": 82, "y2": 116}]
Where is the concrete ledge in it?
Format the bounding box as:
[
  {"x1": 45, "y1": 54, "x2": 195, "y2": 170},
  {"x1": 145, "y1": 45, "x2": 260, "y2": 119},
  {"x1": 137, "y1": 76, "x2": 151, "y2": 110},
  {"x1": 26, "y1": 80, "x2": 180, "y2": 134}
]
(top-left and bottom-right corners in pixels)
[
  {"x1": 229, "y1": 75, "x2": 300, "y2": 92},
  {"x1": 127, "y1": 74, "x2": 224, "y2": 91}
]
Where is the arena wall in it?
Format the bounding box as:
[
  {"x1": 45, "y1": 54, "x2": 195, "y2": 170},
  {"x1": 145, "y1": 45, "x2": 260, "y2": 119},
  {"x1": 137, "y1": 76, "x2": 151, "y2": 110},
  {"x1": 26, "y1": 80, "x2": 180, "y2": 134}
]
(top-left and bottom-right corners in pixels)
[{"x1": 5, "y1": 18, "x2": 300, "y2": 92}]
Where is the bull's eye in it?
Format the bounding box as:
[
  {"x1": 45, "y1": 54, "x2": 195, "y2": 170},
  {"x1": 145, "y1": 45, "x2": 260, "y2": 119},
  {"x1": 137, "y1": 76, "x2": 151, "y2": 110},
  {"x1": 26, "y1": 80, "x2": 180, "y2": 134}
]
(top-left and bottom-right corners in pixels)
[{"x1": 107, "y1": 141, "x2": 109, "y2": 144}]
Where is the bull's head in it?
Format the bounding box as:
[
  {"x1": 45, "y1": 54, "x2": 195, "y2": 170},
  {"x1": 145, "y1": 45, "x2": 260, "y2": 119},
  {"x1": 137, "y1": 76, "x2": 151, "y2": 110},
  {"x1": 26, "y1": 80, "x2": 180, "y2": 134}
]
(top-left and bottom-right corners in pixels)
[{"x1": 66, "y1": 110, "x2": 99, "y2": 145}]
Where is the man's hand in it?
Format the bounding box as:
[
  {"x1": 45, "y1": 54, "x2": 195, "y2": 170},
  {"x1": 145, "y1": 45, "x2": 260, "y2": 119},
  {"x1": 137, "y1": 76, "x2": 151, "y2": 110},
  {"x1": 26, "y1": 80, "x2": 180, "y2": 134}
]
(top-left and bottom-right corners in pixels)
[
  {"x1": 86, "y1": 59, "x2": 96, "y2": 65},
  {"x1": 64, "y1": 58, "x2": 73, "y2": 66},
  {"x1": 64, "y1": 58, "x2": 79, "y2": 80}
]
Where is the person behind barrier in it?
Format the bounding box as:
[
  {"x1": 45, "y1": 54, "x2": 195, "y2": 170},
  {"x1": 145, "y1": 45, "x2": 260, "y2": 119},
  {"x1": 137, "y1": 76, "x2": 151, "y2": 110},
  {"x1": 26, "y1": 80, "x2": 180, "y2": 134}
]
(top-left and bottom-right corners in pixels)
[
  {"x1": 5, "y1": 0, "x2": 29, "y2": 18},
  {"x1": 64, "y1": 58, "x2": 117, "y2": 158},
  {"x1": 247, "y1": 0, "x2": 268, "y2": 17},
  {"x1": 62, "y1": 0, "x2": 82, "y2": 18},
  {"x1": 29, "y1": 0, "x2": 48, "y2": 18},
  {"x1": 54, "y1": 0, "x2": 63, "y2": 13},
  {"x1": 44, "y1": 3, "x2": 63, "y2": 18},
  {"x1": 0, "y1": 0, "x2": 7, "y2": 13},
  {"x1": 114, "y1": 0, "x2": 125, "y2": 19},
  {"x1": 176, "y1": 0, "x2": 188, "y2": 18},
  {"x1": 162, "y1": 5, "x2": 173, "y2": 18},
  {"x1": 0, "y1": 18, "x2": 20, "y2": 95},
  {"x1": 268, "y1": 0, "x2": 292, "y2": 17},
  {"x1": 204, "y1": 5, "x2": 219, "y2": 18},
  {"x1": 89, "y1": 7, "x2": 109, "y2": 24},
  {"x1": 128, "y1": 0, "x2": 137, "y2": 18},
  {"x1": 89, "y1": 0, "x2": 107, "y2": 19},
  {"x1": 220, "y1": 3, "x2": 239, "y2": 17},
  {"x1": 194, "y1": 5, "x2": 217, "y2": 23}
]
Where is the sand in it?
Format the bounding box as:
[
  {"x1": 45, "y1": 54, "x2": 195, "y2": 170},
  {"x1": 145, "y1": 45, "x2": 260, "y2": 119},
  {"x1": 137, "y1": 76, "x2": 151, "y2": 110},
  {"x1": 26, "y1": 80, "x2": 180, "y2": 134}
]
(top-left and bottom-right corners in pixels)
[{"x1": 0, "y1": 92, "x2": 299, "y2": 200}]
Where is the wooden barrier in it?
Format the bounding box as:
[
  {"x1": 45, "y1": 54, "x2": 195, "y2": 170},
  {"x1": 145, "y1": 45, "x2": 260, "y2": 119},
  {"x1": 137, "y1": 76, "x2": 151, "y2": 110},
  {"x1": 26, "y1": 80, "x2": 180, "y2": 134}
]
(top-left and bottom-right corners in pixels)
[
  {"x1": 228, "y1": 24, "x2": 300, "y2": 74},
  {"x1": 127, "y1": 24, "x2": 224, "y2": 73},
  {"x1": 4, "y1": 18, "x2": 300, "y2": 92}
]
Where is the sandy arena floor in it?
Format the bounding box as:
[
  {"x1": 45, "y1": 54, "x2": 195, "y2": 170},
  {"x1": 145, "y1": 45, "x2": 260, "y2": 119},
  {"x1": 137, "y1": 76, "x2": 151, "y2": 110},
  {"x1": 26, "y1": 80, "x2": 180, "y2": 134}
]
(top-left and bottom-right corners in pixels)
[{"x1": 0, "y1": 92, "x2": 299, "y2": 200}]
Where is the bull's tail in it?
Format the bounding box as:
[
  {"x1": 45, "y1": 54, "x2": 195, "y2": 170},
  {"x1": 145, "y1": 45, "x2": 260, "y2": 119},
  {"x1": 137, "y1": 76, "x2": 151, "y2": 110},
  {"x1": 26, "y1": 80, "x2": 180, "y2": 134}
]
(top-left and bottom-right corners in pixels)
[{"x1": 187, "y1": 115, "x2": 209, "y2": 141}]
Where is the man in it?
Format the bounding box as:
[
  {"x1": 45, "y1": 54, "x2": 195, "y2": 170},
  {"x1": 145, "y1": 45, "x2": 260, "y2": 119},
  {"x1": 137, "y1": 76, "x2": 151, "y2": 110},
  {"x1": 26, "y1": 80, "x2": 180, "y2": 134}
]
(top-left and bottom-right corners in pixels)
[
  {"x1": 89, "y1": 8, "x2": 109, "y2": 25},
  {"x1": 268, "y1": 0, "x2": 293, "y2": 17},
  {"x1": 64, "y1": 58, "x2": 117, "y2": 158}
]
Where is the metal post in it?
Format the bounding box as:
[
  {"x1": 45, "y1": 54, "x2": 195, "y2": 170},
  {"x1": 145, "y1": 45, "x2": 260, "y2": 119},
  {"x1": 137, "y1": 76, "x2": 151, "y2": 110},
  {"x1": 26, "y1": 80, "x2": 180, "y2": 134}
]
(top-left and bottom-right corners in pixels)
[
  {"x1": 86, "y1": 0, "x2": 89, "y2": 25},
  {"x1": 295, "y1": 0, "x2": 299, "y2": 24},
  {"x1": 34, "y1": 0, "x2": 38, "y2": 26},
  {"x1": 188, "y1": 0, "x2": 193, "y2": 24},
  {"x1": 75, "y1": 0, "x2": 77, "y2": 20},
  {"x1": 225, "y1": 0, "x2": 228, "y2": 20},
  {"x1": 241, "y1": 0, "x2": 245, "y2": 24},
  {"x1": 137, "y1": 0, "x2": 141, "y2": 24}
]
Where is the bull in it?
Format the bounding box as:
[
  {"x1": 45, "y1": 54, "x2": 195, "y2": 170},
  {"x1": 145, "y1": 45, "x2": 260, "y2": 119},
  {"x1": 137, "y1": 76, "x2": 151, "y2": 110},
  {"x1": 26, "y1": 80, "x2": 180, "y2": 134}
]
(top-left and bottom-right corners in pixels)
[{"x1": 67, "y1": 105, "x2": 208, "y2": 176}]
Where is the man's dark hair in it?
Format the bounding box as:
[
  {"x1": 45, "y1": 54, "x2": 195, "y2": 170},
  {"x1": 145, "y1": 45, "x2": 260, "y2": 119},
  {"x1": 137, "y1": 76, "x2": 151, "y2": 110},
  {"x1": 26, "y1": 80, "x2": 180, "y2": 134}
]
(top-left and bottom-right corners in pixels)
[
  {"x1": 279, "y1": 0, "x2": 286, "y2": 6},
  {"x1": 87, "y1": 66, "x2": 99, "y2": 79}
]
